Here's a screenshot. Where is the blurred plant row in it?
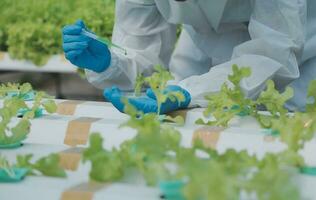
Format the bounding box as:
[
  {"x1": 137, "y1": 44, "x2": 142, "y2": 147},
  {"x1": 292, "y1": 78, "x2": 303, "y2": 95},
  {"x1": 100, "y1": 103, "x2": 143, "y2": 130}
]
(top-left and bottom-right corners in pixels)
[{"x1": 0, "y1": 0, "x2": 115, "y2": 66}]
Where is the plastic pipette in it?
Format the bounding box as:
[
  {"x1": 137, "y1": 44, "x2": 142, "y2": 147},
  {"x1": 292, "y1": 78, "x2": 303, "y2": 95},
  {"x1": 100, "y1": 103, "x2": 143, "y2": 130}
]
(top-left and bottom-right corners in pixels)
[{"x1": 81, "y1": 29, "x2": 127, "y2": 55}]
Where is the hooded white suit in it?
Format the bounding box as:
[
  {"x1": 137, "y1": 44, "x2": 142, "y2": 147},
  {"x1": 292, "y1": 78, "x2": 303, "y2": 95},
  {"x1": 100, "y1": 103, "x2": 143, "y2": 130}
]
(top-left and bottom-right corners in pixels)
[{"x1": 86, "y1": 0, "x2": 315, "y2": 111}]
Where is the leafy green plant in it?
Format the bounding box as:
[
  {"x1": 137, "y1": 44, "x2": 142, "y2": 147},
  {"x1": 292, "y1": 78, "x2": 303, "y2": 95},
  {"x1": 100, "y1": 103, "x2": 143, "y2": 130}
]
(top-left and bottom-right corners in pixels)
[
  {"x1": 0, "y1": 0, "x2": 115, "y2": 66},
  {"x1": 16, "y1": 154, "x2": 66, "y2": 177},
  {"x1": 0, "y1": 153, "x2": 66, "y2": 179},
  {"x1": 83, "y1": 101, "x2": 182, "y2": 185},
  {"x1": 254, "y1": 80, "x2": 294, "y2": 128},
  {"x1": 270, "y1": 112, "x2": 316, "y2": 167},
  {"x1": 174, "y1": 144, "x2": 300, "y2": 200},
  {"x1": 0, "y1": 98, "x2": 30, "y2": 146},
  {"x1": 135, "y1": 65, "x2": 185, "y2": 115},
  {"x1": 134, "y1": 73, "x2": 145, "y2": 97},
  {"x1": 196, "y1": 65, "x2": 254, "y2": 126},
  {"x1": 7, "y1": 23, "x2": 61, "y2": 66},
  {"x1": 82, "y1": 133, "x2": 124, "y2": 182},
  {"x1": 244, "y1": 153, "x2": 300, "y2": 200},
  {"x1": 0, "y1": 155, "x2": 15, "y2": 178},
  {"x1": 133, "y1": 65, "x2": 186, "y2": 124},
  {"x1": 0, "y1": 83, "x2": 57, "y2": 146},
  {"x1": 120, "y1": 102, "x2": 182, "y2": 184},
  {"x1": 196, "y1": 65, "x2": 294, "y2": 128},
  {"x1": 306, "y1": 80, "x2": 316, "y2": 112}
]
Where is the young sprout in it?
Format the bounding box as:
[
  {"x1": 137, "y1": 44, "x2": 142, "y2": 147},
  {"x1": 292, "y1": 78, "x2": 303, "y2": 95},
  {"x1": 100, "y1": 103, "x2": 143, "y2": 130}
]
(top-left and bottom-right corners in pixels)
[
  {"x1": 0, "y1": 83, "x2": 57, "y2": 147},
  {"x1": 0, "y1": 155, "x2": 15, "y2": 177},
  {"x1": 133, "y1": 65, "x2": 185, "y2": 123}
]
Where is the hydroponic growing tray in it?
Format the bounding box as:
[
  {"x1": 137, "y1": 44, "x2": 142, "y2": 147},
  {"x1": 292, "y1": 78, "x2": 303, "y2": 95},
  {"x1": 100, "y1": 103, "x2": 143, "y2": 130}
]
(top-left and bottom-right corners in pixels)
[{"x1": 1, "y1": 99, "x2": 316, "y2": 200}]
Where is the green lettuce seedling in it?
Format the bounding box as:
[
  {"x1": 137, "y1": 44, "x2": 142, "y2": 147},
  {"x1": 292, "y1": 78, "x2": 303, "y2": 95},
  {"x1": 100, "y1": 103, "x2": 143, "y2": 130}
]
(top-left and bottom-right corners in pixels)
[
  {"x1": 134, "y1": 65, "x2": 185, "y2": 124},
  {"x1": 174, "y1": 139, "x2": 301, "y2": 200},
  {"x1": 82, "y1": 133, "x2": 124, "y2": 182},
  {"x1": 83, "y1": 101, "x2": 181, "y2": 185},
  {"x1": 0, "y1": 153, "x2": 66, "y2": 181},
  {"x1": 306, "y1": 80, "x2": 316, "y2": 112},
  {"x1": 0, "y1": 83, "x2": 57, "y2": 147},
  {"x1": 16, "y1": 154, "x2": 66, "y2": 177},
  {"x1": 0, "y1": 155, "x2": 15, "y2": 178},
  {"x1": 196, "y1": 65, "x2": 294, "y2": 128},
  {"x1": 196, "y1": 65, "x2": 254, "y2": 126}
]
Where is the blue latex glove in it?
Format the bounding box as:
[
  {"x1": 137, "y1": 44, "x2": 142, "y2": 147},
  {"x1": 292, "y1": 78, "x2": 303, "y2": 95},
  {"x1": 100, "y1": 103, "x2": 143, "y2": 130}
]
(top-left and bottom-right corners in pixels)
[
  {"x1": 104, "y1": 85, "x2": 191, "y2": 114},
  {"x1": 62, "y1": 20, "x2": 111, "y2": 73}
]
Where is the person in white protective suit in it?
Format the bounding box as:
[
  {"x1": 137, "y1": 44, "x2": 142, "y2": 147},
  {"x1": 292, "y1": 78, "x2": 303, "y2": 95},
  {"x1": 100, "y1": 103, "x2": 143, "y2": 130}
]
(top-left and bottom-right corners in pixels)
[{"x1": 62, "y1": 0, "x2": 316, "y2": 114}]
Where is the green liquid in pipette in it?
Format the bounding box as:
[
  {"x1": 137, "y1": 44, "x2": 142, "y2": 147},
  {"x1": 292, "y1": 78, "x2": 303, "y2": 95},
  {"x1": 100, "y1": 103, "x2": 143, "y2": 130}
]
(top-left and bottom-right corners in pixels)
[
  {"x1": 98, "y1": 37, "x2": 127, "y2": 55},
  {"x1": 81, "y1": 29, "x2": 127, "y2": 55}
]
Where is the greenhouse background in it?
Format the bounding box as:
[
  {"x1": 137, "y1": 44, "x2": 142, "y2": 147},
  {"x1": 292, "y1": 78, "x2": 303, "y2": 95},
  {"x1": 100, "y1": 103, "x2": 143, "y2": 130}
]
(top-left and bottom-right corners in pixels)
[{"x1": 0, "y1": 0, "x2": 115, "y2": 100}]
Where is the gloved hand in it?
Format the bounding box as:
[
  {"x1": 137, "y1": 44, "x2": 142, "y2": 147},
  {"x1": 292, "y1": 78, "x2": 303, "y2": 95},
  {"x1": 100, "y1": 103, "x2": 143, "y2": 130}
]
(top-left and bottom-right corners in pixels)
[
  {"x1": 104, "y1": 85, "x2": 191, "y2": 114},
  {"x1": 62, "y1": 20, "x2": 111, "y2": 73}
]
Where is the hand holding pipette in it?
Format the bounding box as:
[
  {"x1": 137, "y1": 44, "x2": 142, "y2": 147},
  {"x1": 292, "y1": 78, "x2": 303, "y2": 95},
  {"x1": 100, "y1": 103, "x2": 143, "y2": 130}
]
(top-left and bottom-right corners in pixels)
[{"x1": 62, "y1": 20, "x2": 112, "y2": 73}]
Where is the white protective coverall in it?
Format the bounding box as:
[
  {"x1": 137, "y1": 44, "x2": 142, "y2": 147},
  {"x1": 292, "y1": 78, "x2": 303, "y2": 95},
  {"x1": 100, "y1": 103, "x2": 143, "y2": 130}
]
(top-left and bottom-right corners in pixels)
[{"x1": 86, "y1": 0, "x2": 315, "y2": 111}]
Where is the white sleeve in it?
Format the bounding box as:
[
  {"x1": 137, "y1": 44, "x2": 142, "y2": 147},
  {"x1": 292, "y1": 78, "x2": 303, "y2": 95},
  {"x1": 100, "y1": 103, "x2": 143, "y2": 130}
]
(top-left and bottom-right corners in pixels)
[
  {"x1": 178, "y1": 0, "x2": 307, "y2": 107},
  {"x1": 85, "y1": 0, "x2": 177, "y2": 91}
]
